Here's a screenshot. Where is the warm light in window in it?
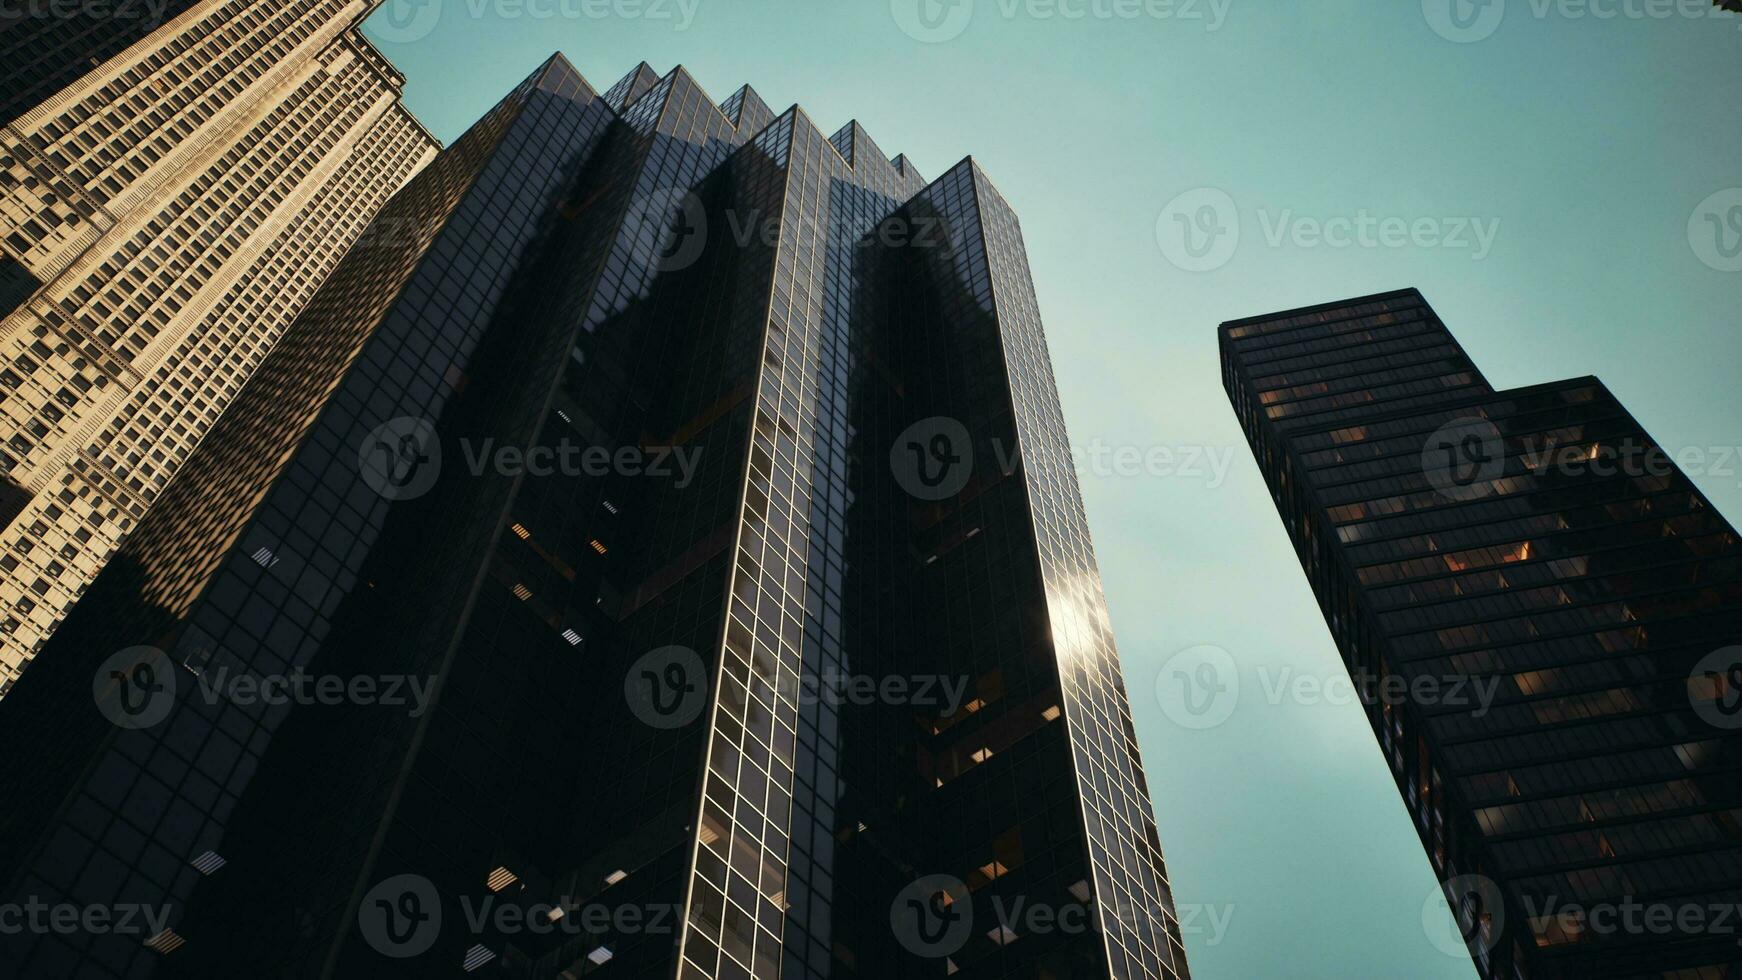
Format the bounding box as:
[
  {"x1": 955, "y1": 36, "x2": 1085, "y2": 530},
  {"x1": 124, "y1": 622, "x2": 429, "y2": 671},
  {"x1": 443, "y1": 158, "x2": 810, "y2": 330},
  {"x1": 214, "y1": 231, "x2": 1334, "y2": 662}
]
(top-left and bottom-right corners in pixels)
[
  {"x1": 145, "y1": 929, "x2": 186, "y2": 954},
  {"x1": 486, "y1": 866, "x2": 518, "y2": 892},
  {"x1": 1041, "y1": 705, "x2": 1061, "y2": 722},
  {"x1": 510, "y1": 523, "x2": 530, "y2": 540},
  {"x1": 589, "y1": 539, "x2": 608, "y2": 554},
  {"x1": 512, "y1": 584, "x2": 532, "y2": 601}
]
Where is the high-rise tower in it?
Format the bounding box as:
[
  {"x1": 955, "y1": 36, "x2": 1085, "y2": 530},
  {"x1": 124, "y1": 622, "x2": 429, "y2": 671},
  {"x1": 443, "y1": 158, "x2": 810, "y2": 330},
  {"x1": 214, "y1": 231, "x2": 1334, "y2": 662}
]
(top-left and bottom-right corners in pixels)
[
  {"x1": 0, "y1": 54, "x2": 1190, "y2": 980},
  {"x1": 1222, "y1": 288, "x2": 1742, "y2": 978},
  {"x1": 0, "y1": 1, "x2": 439, "y2": 689}
]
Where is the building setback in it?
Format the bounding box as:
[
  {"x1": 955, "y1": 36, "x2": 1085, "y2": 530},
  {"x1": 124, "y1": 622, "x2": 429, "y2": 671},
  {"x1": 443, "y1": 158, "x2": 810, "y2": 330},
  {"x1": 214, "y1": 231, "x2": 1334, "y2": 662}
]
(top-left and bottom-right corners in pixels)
[
  {"x1": 1221, "y1": 288, "x2": 1742, "y2": 979},
  {"x1": 0, "y1": 54, "x2": 1191, "y2": 980},
  {"x1": 0, "y1": 0, "x2": 439, "y2": 689}
]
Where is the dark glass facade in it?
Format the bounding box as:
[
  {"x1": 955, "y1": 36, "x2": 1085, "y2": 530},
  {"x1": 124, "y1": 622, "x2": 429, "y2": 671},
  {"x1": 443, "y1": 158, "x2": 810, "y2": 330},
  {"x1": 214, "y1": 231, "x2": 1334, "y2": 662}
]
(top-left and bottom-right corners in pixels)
[
  {"x1": 0, "y1": 54, "x2": 1190, "y2": 980},
  {"x1": 1222, "y1": 288, "x2": 1742, "y2": 979}
]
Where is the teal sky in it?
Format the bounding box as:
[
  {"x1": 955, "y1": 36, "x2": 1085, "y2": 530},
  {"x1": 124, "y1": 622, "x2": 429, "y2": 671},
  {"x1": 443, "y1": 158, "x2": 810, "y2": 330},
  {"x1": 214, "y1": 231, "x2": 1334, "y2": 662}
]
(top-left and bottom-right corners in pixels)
[{"x1": 364, "y1": 2, "x2": 1742, "y2": 976}]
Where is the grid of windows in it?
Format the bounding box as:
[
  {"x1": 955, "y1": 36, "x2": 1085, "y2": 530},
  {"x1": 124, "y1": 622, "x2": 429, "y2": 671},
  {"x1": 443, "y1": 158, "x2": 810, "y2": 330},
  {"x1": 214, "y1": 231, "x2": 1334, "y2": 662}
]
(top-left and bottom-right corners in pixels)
[
  {"x1": 0, "y1": 4, "x2": 437, "y2": 687},
  {"x1": 1223, "y1": 289, "x2": 1742, "y2": 979}
]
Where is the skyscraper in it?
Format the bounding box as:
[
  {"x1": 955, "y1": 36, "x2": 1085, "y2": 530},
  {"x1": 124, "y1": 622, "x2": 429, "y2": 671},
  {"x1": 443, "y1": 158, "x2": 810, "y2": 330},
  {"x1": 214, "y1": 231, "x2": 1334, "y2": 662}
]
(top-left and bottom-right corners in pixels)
[
  {"x1": 0, "y1": 54, "x2": 1190, "y2": 980},
  {"x1": 1222, "y1": 288, "x2": 1742, "y2": 979},
  {"x1": 0, "y1": 1, "x2": 439, "y2": 689}
]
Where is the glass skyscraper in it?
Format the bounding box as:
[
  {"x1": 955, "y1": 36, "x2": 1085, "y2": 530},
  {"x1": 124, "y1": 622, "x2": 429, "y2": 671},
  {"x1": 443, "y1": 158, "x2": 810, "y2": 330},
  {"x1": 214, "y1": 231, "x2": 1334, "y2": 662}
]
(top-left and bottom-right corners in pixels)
[
  {"x1": 1222, "y1": 288, "x2": 1742, "y2": 979},
  {"x1": 0, "y1": 54, "x2": 1190, "y2": 980}
]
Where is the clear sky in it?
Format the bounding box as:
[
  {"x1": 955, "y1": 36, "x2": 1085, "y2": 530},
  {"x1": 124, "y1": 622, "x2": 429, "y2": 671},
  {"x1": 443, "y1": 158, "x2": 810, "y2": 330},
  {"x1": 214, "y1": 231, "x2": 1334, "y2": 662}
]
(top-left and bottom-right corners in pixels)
[{"x1": 363, "y1": 2, "x2": 1742, "y2": 976}]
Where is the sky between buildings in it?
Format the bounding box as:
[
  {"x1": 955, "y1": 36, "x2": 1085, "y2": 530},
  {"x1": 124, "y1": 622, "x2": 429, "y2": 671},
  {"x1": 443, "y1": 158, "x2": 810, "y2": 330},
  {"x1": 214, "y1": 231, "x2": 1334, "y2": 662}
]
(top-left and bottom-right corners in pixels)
[{"x1": 363, "y1": 2, "x2": 1742, "y2": 975}]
